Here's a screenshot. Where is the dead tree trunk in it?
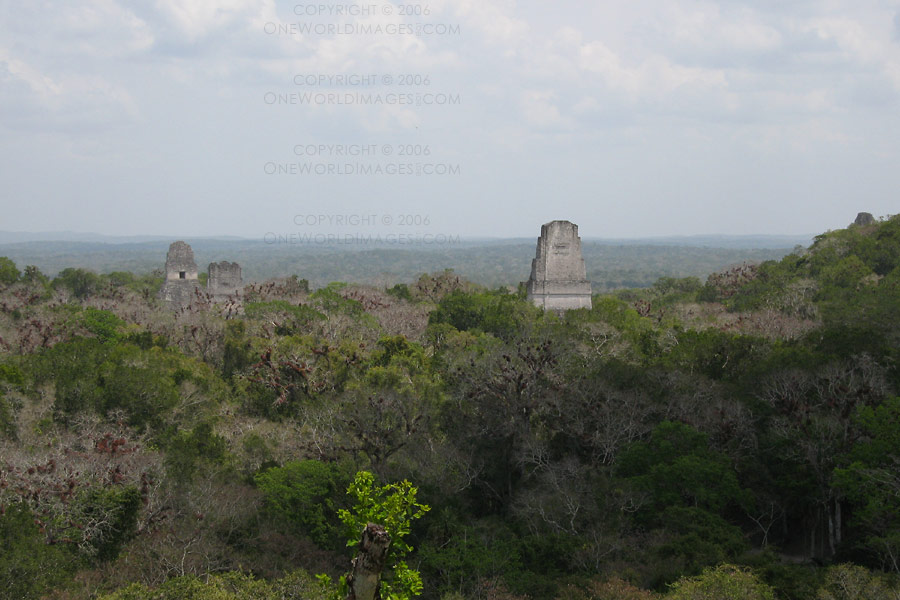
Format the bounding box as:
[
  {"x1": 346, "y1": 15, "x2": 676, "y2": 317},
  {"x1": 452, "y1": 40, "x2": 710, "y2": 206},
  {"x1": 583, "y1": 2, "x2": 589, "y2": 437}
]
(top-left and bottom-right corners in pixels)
[{"x1": 346, "y1": 523, "x2": 391, "y2": 600}]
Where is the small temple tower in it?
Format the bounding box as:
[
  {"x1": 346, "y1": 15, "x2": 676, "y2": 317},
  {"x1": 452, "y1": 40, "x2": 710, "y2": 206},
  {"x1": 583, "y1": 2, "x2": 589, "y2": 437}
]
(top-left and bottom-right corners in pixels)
[
  {"x1": 158, "y1": 241, "x2": 201, "y2": 307},
  {"x1": 208, "y1": 261, "x2": 243, "y2": 300},
  {"x1": 853, "y1": 212, "x2": 875, "y2": 226},
  {"x1": 525, "y1": 220, "x2": 592, "y2": 311}
]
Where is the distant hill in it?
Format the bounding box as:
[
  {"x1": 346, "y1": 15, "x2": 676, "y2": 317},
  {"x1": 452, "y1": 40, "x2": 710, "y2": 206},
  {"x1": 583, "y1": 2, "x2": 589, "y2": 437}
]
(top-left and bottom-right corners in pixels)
[
  {"x1": 0, "y1": 231, "x2": 248, "y2": 244},
  {"x1": 0, "y1": 233, "x2": 811, "y2": 290},
  {"x1": 584, "y1": 234, "x2": 814, "y2": 249},
  {"x1": 0, "y1": 230, "x2": 813, "y2": 248}
]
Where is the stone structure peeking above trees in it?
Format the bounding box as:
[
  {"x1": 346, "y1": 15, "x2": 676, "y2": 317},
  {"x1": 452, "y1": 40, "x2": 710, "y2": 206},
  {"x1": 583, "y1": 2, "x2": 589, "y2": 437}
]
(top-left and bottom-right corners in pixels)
[
  {"x1": 158, "y1": 241, "x2": 242, "y2": 308},
  {"x1": 525, "y1": 220, "x2": 592, "y2": 311}
]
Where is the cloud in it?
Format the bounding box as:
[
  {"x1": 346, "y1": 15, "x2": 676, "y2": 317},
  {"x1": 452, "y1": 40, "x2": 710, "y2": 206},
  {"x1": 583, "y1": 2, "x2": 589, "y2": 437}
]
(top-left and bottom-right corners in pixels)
[
  {"x1": 60, "y1": 1, "x2": 155, "y2": 55},
  {"x1": 656, "y1": 2, "x2": 783, "y2": 61},
  {"x1": 0, "y1": 51, "x2": 62, "y2": 101},
  {"x1": 0, "y1": 49, "x2": 139, "y2": 136},
  {"x1": 3, "y1": 0, "x2": 900, "y2": 237},
  {"x1": 434, "y1": 0, "x2": 529, "y2": 46},
  {"x1": 0, "y1": 2, "x2": 153, "y2": 136},
  {"x1": 5, "y1": 1, "x2": 156, "y2": 58},
  {"x1": 576, "y1": 40, "x2": 727, "y2": 99},
  {"x1": 520, "y1": 90, "x2": 570, "y2": 128},
  {"x1": 151, "y1": 0, "x2": 271, "y2": 41}
]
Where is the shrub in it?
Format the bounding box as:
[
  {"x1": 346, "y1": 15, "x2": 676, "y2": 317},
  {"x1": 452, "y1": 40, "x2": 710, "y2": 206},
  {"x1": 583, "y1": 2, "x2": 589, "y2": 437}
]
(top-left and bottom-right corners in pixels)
[
  {"x1": 666, "y1": 564, "x2": 775, "y2": 600},
  {"x1": 254, "y1": 460, "x2": 350, "y2": 548},
  {"x1": 0, "y1": 256, "x2": 20, "y2": 285},
  {"x1": 815, "y1": 563, "x2": 900, "y2": 600},
  {"x1": 53, "y1": 267, "x2": 101, "y2": 298},
  {"x1": 76, "y1": 485, "x2": 142, "y2": 561},
  {"x1": 81, "y1": 307, "x2": 125, "y2": 342},
  {"x1": 558, "y1": 577, "x2": 660, "y2": 600},
  {"x1": 0, "y1": 503, "x2": 78, "y2": 598}
]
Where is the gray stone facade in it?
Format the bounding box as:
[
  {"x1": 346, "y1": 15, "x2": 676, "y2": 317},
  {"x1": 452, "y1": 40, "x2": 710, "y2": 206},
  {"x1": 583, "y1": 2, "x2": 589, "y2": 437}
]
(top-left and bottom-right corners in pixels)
[
  {"x1": 525, "y1": 220, "x2": 592, "y2": 311},
  {"x1": 208, "y1": 261, "x2": 243, "y2": 300},
  {"x1": 854, "y1": 212, "x2": 875, "y2": 226},
  {"x1": 158, "y1": 242, "x2": 243, "y2": 308},
  {"x1": 158, "y1": 241, "x2": 201, "y2": 308}
]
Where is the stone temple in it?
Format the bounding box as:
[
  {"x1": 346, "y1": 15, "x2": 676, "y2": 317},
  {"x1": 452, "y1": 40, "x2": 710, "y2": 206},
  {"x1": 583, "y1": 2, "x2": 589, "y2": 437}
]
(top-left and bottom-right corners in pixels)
[
  {"x1": 525, "y1": 220, "x2": 592, "y2": 311},
  {"x1": 158, "y1": 241, "x2": 201, "y2": 307},
  {"x1": 854, "y1": 212, "x2": 875, "y2": 226},
  {"x1": 208, "y1": 261, "x2": 243, "y2": 301},
  {"x1": 158, "y1": 241, "x2": 243, "y2": 308}
]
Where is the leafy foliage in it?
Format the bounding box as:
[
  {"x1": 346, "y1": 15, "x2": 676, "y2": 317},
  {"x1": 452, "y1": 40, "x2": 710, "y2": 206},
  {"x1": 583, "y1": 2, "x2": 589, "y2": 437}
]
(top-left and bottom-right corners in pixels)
[
  {"x1": 0, "y1": 503, "x2": 78, "y2": 599},
  {"x1": 815, "y1": 563, "x2": 900, "y2": 600},
  {"x1": 833, "y1": 398, "x2": 900, "y2": 572},
  {"x1": 163, "y1": 421, "x2": 229, "y2": 483},
  {"x1": 328, "y1": 471, "x2": 430, "y2": 600},
  {"x1": 3, "y1": 217, "x2": 900, "y2": 600},
  {"x1": 53, "y1": 267, "x2": 102, "y2": 298},
  {"x1": 76, "y1": 485, "x2": 142, "y2": 561},
  {"x1": 254, "y1": 460, "x2": 350, "y2": 548},
  {"x1": 99, "y1": 570, "x2": 329, "y2": 600},
  {"x1": 0, "y1": 256, "x2": 20, "y2": 285},
  {"x1": 428, "y1": 289, "x2": 541, "y2": 340},
  {"x1": 81, "y1": 307, "x2": 126, "y2": 342},
  {"x1": 666, "y1": 564, "x2": 775, "y2": 600}
]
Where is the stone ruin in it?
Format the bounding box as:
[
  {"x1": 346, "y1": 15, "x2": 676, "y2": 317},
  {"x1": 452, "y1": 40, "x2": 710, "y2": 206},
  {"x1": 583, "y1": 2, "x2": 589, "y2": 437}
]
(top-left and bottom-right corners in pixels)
[
  {"x1": 525, "y1": 220, "x2": 592, "y2": 311},
  {"x1": 208, "y1": 261, "x2": 243, "y2": 301},
  {"x1": 158, "y1": 241, "x2": 201, "y2": 307},
  {"x1": 854, "y1": 212, "x2": 875, "y2": 226},
  {"x1": 158, "y1": 241, "x2": 242, "y2": 308}
]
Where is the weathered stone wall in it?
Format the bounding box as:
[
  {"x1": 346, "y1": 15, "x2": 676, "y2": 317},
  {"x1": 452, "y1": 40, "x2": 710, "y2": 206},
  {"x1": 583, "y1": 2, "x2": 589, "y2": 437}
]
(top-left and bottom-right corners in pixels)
[
  {"x1": 208, "y1": 261, "x2": 242, "y2": 299},
  {"x1": 158, "y1": 241, "x2": 201, "y2": 307},
  {"x1": 854, "y1": 212, "x2": 875, "y2": 226},
  {"x1": 163, "y1": 241, "x2": 199, "y2": 281},
  {"x1": 526, "y1": 220, "x2": 592, "y2": 310}
]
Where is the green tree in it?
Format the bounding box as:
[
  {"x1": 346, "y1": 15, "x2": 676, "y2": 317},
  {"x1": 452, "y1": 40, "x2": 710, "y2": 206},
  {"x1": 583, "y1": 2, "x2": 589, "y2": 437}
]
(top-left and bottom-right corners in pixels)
[
  {"x1": 0, "y1": 503, "x2": 78, "y2": 599},
  {"x1": 331, "y1": 336, "x2": 442, "y2": 471},
  {"x1": 666, "y1": 564, "x2": 775, "y2": 600},
  {"x1": 310, "y1": 283, "x2": 366, "y2": 317},
  {"x1": 21, "y1": 264, "x2": 48, "y2": 285},
  {"x1": 244, "y1": 300, "x2": 324, "y2": 337},
  {"x1": 0, "y1": 256, "x2": 19, "y2": 284},
  {"x1": 418, "y1": 516, "x2": 526, "y2": 598},
  {"x1": 323, "y1": 471, "x2": 430, "y2": 600},
  {"x1": 558, "y1": 577, "x2": 660, "y2": 600},
  {"x1": 53, "y1": 267, "x2": 101, "y2": 298},
  {"x1": 440, "y1": 335, "x2": 564, "y2": 513},
  {"x1": 386, "y1": 283, "x2": 413, "y2": 302},
  {"x1": 833, "y1": 397, "x2": 900, "y2": 572},
  {"x1": 616, "y1": 422, "x2": 746, "y2": 517},
  {"x1": 164, "y1": 422, "x2": 229, "y2": 484},
  {"x1": 815, "y1": 563, "x2": 900, "y2": 600},
  {"x1": 819, "y1": 255, "x2": 873, "y2": 290},
  {"x1": 0, "y1": 364, "x2": 24, "y2": 439},
  {"x1": 222, "y1": 319, "x2": 254, "y2": 379},
  {"x1": 616, "y1": 423, "x2": 748, "y2": 580},
  {"x1": 662, "y1": 330, "x2": 766, "y2": 381},
  {"x1": 255, "y1": 460, "x2": 350, "y2": 548},
  {"x1": 428, "y1": 289, "x2": 539, "y2": 341},
  {"x1": 76, "y1": 486, "x2": 142, "y2": 561},
  {"x1": 100, "y1": 570, "x2": 328, "y2": 600},
  {"x1": 81, "y1": 307, "x2": 125, "y2": 342}
]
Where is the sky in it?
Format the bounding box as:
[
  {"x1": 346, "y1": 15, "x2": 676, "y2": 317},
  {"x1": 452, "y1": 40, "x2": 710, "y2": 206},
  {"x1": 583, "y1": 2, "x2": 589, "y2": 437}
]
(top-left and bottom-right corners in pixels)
[{"x1": 1, "y1": 0, "x2": 899, "y2": 240}]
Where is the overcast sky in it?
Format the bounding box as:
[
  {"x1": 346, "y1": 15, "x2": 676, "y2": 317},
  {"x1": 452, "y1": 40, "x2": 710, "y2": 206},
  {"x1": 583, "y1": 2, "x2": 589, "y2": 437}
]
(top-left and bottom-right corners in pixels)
[{"x1": 1, "y1": 0, "x2": 899, "y2": 239}]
